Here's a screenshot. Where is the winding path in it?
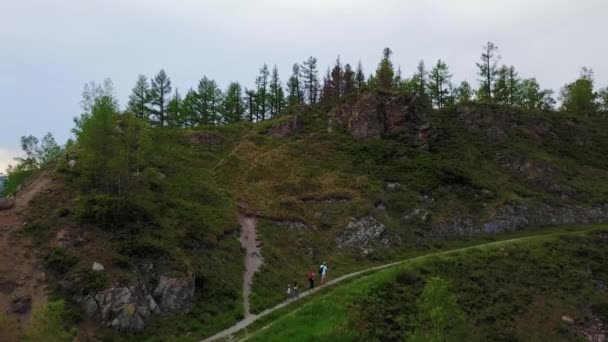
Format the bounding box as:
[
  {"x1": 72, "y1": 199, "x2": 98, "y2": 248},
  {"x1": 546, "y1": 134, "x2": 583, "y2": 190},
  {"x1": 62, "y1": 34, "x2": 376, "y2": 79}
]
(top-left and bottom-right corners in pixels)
[
  {"x1": 201, "y1": 230, "x2": 583, "y2": 342},
  {"x1": 238, "y1": 214, "x2": 263, "y2": 317}
]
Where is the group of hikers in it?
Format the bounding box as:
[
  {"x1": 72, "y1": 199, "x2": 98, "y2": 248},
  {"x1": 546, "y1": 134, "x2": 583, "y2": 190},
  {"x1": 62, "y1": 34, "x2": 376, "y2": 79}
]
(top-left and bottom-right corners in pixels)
[{"x1": 286, "y1": 262, "x2": 328, "y2": 300}]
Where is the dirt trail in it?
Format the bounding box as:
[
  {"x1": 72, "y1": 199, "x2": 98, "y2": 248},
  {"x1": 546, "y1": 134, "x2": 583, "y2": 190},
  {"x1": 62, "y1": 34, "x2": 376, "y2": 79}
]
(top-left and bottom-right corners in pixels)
[
  {"x1": 238, "y1": 214, "x2": 263, "y2": 317},
  {"x1": 0, "y1": 174, "x2": 50, "y2": 321},
  {"x1": 201, "y1": 230, "x2": 589, "y2": 342}
]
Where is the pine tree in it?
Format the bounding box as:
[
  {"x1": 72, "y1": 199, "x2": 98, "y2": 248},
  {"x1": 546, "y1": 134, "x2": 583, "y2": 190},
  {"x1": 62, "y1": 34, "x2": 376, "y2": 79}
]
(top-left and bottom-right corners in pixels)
[
  {"x1": 428, "y1": 59, "x2": 452, "y2": 109},
  {"x1": 127, "y1": 75, "x2": 152, "y2": 120},
  {"x1": 355, "y1": 61, "x2": 366, "y2": 89},
  {"x1": 223, "y1": 82, "x2": 245, "y2": 123},
  {"x1": 375, "y1": 47, "x2": 395, "y2": 91},
  {"x1": 268, "y1": 66, "x2": 285, "y2": 117},
  {"x1": 301, "y1": 56, "x2": 320, "y2": 104},
  {"x1": 476, "y1": 42, "x2": 501, "y2": 102},
  {"x1": 286, "y1": 63, "x2": 303, "y2": 107},
  {"x1": 150, "y1": 69, "x2": 172, "y2": 126}
]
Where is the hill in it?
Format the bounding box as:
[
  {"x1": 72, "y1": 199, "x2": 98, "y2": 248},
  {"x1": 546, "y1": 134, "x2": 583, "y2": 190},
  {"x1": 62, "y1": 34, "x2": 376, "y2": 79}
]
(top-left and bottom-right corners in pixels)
[{"x1": 2, "y1": 90, "x2": 608, "y2": 340}]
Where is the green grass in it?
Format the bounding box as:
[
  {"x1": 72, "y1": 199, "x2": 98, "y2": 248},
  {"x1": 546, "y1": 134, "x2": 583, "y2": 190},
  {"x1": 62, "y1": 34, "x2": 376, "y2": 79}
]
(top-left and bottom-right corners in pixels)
[
  {"x1": 244, "y1": 226, "x2": 608, "y2": 341},
  {"x1": 1, "y1": 169, "x2": 35, "y2": 196}
]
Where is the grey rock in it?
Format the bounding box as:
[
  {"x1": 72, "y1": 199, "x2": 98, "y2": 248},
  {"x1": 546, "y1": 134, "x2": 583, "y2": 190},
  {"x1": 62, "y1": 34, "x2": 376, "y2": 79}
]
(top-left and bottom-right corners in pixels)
[
  {"x1": 0, "y1": 198, "x2": 15, "y2": 211},
  {"x1": 10, "y1": 293, "x2": 32, "y2": 314},
  {"x1": 561, "y1": 315, "x2": 575, "y2": 325},
  {"x1": 336, "y1": 216, "x2": 399, "y2": 249},
  {"x1": 92, "y1": 262, "x2": 105, "y2": 272},
  {"x1": 152, "y1": 274, "x2": 195, "y2": 313},
  {"x1": 402, "y1": 208, "x2": 431, "y2": 224},
  {"x1": 68, "y1": 159, "x2": 77, "y2": 169}
]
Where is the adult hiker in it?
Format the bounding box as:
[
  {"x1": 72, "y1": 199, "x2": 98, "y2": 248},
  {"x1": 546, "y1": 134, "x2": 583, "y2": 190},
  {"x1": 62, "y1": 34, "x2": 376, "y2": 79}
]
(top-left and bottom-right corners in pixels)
[
  {"x1": 293, "y1": 282, "x2": 299, "y2": 298},
  {"x1": 307, "y1": 269, "x2": 316, "y2": 289},
  {"x1": 319, "y1": 262, "x2": 328, "y2": 285}
]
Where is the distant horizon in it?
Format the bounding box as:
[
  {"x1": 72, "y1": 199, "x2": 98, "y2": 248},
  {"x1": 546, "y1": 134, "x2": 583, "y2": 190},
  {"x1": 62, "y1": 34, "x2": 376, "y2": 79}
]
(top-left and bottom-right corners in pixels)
[{"x1": 2, "y1": 0, "x2": 607, "y2": 172}]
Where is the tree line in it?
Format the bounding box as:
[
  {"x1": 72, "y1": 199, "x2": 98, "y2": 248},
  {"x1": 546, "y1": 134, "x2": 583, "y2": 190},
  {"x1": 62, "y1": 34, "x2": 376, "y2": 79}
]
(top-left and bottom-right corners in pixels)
[{"x1": 116, "y1": 41, "x2": 608, "y2": 129}]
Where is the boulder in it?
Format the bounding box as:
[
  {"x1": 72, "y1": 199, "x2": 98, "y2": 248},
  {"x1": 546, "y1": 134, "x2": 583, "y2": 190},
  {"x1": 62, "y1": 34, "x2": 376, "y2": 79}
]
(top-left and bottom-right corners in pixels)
[
  {"x1": 152, "y1": 274, "x2": 195, "y2": 313},
  {"x1": 188, "y1": 131, "x2": 224, "y2": 145},
  {"x1": 0, "y1": 198, "x2": 15, "y2": 211},
  {"x1": 561, "y1": 315, "x2": 575, "y2": 325},
  {"x1": 68, "y1": 159, "x2": 77, "y2": 169}
]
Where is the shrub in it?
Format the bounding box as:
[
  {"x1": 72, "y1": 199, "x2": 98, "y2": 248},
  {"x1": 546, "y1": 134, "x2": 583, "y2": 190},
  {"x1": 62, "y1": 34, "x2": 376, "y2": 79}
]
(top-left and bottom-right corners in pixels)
[{"x1": 24, "y1": 300, "x2": 76, "y2": 342}]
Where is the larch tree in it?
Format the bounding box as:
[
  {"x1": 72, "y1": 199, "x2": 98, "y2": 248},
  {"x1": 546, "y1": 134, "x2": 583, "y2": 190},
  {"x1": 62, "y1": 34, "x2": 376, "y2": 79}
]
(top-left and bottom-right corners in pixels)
[
  {"x1": 301, "y1": 56, "x2": 320, "y2": 105},
  {"x1": 343, "y1": 63, "x2": 356, "y2": 96},
  {"x1": 320, "y1": 68, "x2": 333, "y2": 104},
  {"x1": 520, "y1": 78, "x2": 555, "y2": 110},
  {"x1": 197, "y1": 77, "x2": 222, "y2": 125},
  {"x1": 412, "y1": 61, "x2": 429, "y2": 104},
  {"x1": 330, "y1": 55, "x2": 344, "y2": 99},
  {"x1": 454, "y1": 81, "x2": 473, "y2": 104},
  {"x1": 599, "y1": 87, "x2": 608, "y2": 111},
  {"x1": 150, "y1": 69, "x2": 172, "y2": 126},
  {"x1": 181, "y1": 89, "x2": 199, "y2": 128},
  {"x1": 255, "y1": 64, "x2": 270, "y2": 120},
  {"x1": 223, "y1": 82, "x2": 245, "y2": 123},
  {"x1": 268, "y1": 66, "x2": 285, "y2": 117},
  {"x1": 375, "y1": 47, "x2": 395, "y2": 91},
  {"x1": 428, "y1": 59, "x2": 452, "y2": 109},
  {"x1": 127, "y1": 75, "x2": 152, "y2": 120},
  {"x1": 286, "y1": 63, "x2": 303, "y2": 107},
  {"x1": 166, "y1": 89, "x2": 183, "y2": 128},
  {"x1": 245, "y1": 89, "x2": 257, "y2": 122},
  {"x1": 355, "y1": 61, "x2": 366, "y2": 89},
  {"x1": 476, "y1": 42, "x2": 501, "y2": 102}
]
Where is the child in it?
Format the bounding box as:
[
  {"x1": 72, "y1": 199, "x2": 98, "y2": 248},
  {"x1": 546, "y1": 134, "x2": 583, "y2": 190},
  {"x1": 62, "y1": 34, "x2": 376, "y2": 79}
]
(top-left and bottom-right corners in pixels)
[{"x1": 286, "y1": 284, "x2": 292, "y2": 300}]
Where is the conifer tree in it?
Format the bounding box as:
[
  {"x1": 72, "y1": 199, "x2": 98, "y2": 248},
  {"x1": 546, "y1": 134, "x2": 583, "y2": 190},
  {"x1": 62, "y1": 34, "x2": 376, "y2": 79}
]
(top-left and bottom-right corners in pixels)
[
  {"x1": 375, "y1": 47, "x2": 395, "y2": 91},
  {"x1": 268, "y1": 66, "x2": 285, "y2": 117},
  {"x1": 343, "y1": 64, "x2": 356, "y2": 96},
  {"x1": 428, "y1": 59, "x2": 452, "y2": 109},
  {"x1": 181, "y1": 89, "x2": 199, "y2": 127},
  {"x1": 223, "y1": 82, "x2": 245, "y2": 123},
  {"x1": 476, "y1": 42, "x2": 501, "y2": 102},
  {"x1": 520, "y1": 78, "x2": 554, "y2": 110},
  {"x1": 286, "y1": 63, "x2": 303, "y2": 106},
  {"x1": 301, "y1": 56, "x2": 320, "y2": 104},
  {"x1": 330, "y1": 56, "x2": 344, "y2": 99},
  {"x1": 245, "y1": 89, "x2": 257, "y2": 122},
  {"x1": 127, "y1": 75, "x2": 152, "y2": 120},
  {"x1": 412, "y1": 61, "x2": 429, "y2": 103},
  {"x1": 454, "y1": 81, "x2": 473, "y2": 104},
  {"x1": 560, "y1": 67, "x2": 598, "y2": 114},
  {"x1": 150, "y1": 69, "x2": 172, "y2": 126},
  {"x1": 355, "y1": 61, "x2": 366, "y2": 89},
  {"x1": 166, "y1": 89, "x2": 183, "y2": 127},
  {"x1": 197, "y1": 77, "x2": 222, "y2": 125},
  {"x1": 255, "y1": 64, "x2": 270, "y2": 120},
  {"x1": 320, "y1": 68, "x2": 332, "y2": 104}
]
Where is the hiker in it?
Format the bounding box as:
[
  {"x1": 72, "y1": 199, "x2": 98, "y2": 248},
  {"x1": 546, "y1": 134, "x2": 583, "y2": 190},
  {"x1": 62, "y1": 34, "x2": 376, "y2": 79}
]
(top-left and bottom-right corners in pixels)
[
  {"x1": 307, "y1": 270, "x2": 316, "y2": 289},
  {"x1": 319, "y1": 262, "x2": 328, "y2": 285},
  {"x1": 293, "y1": 282, "x2": 299, "y2": 298},
  {"x1": 286, "y1": 284, "x2": 292, "y2": 300}
]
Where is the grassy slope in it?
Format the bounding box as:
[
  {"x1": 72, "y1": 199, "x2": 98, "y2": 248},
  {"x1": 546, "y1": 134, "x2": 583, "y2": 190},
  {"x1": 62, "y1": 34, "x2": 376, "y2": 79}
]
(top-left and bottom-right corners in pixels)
[{"x1": 244, "y1": 226, "x2": 608, "y2": 341}]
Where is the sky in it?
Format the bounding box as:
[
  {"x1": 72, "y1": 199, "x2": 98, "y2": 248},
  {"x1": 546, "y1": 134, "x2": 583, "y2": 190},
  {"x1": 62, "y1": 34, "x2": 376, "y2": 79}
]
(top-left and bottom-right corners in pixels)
[{"x1": 1, "y1": 0, "x2": 607, "y2": 172}]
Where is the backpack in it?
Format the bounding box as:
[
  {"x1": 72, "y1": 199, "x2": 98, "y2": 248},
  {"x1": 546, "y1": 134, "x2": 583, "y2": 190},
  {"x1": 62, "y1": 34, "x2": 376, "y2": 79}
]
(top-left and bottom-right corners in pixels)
[
  {"x1": 307, "y1": 271, "x2": 315, "y2": 280},
  {"x1": 319, "y1": 266, "x2": 323, "y2": 276}
]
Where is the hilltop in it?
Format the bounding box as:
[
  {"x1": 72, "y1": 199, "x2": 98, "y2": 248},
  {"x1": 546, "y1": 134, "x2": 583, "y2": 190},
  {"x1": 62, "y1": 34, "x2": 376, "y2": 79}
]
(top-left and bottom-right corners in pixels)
[{"x1": 1, "y1": 89, "x2": 607, "y2": 340}]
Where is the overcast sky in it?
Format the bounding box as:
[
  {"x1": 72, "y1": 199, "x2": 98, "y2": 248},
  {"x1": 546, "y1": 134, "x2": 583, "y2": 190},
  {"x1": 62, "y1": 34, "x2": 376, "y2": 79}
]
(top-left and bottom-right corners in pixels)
[{"x1": 1, "y1": 0, "x2": 607, "y2": 172}]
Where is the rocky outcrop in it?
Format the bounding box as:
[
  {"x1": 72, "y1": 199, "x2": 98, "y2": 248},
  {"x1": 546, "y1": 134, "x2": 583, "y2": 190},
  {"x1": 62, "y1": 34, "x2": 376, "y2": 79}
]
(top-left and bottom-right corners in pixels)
[
  {"x1": 434, "y1": 202, "x2": 608, "y2": 236},
  {"x1": 79, "y1": 274, "x2": 195, "y2": 332},
  {"x1": 188, "y1": 131, "x2": 224, "y2": 145},
  {"x1": 0, "y1": 198, "x2": 15, "y2": 211},
  {"x1": 268, "y1": 116, "x2": 301, "y2": 137},
  {"x1": 152, "y1": 274, "x2": 195, "y2": 312},
  {"x1": 328, "y1": 91, "x2": 432, "y2": 144},
  {"x1": 336, "y1": 216, "x2": 399, "y2": 250}
]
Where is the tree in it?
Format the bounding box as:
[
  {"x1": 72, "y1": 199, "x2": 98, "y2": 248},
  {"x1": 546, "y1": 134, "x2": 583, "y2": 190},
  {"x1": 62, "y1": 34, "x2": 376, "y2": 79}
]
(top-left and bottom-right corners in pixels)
[
  {"x1": 375, "y1": 47, "x2": 395, "y2": 91},
  {"x1": 166, "y1": 89, "x2": 183, "y2": 127},
  {"x1": 355, "y1": 61, "x2": 366, "y2": 89},
  {"x1": 245, "y1": 89, "x2": 257, "y2": 122},
  {"x1": 181, "y1": 89, "x2": 199, "y2": 128},
  {"x1": 476, "y1": 42, "x2": 501, "y2": 102},
  {"x1": 223, "y1": 82, "x2": 245, "y2": 123},
  {"x1": 343, "y1": 63, "x2": 356, "y2": 96},
  {"x1": 286, "y1": 63, "x2": 303, "y2": 107},
  {"x1": 268, "y1": 66, "x2": 285, "y2": 117},
  {"x1": 454, "y1": 81, "x2": 473, "y2": 104},
  {"x1": 599, "y1": 87, "x2": 608, "y2": 112},
  {"x1": 428, "y1": 59, "x2": 452, "y2": 109},
  {"x1": 412, "y1": 61, "x2": 430, "y2": 104},
  {"x1": 150, "y1": 69, "x2": 172, "y2": 126},
  {"x1": 410, "y1": 277, "x2": 467, "y2": 342},
  {"x1": 255, "y1": 64, "x2": 270, "y2": 120},
  {"x1": 73, "y1": 79, "x2": 116, "y2": 136},
  {"x1": 197, "y1": 77, "x2": 222, "y2": 125},
  {"x1": 13, "y1": 133, "x2": 61, "y2": 171},
  {"x1": 560, "y1": 67, "x2": 598, "y2": 114},
  {"x1": 301, "y1": 56, "x2": 320, "y2": 104},
  {"x1": 127, "y1": 75, "x2": 152, "y2": 119},
  {"x1": 320, "y1": 68, "x2": 333, "y2": 104},
  {"x1": 330, "y1": 55, "x2": 344, "y2": 99},
  {"x1": 520, "y1": 78, "x2": 555, "y2": 110}
]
